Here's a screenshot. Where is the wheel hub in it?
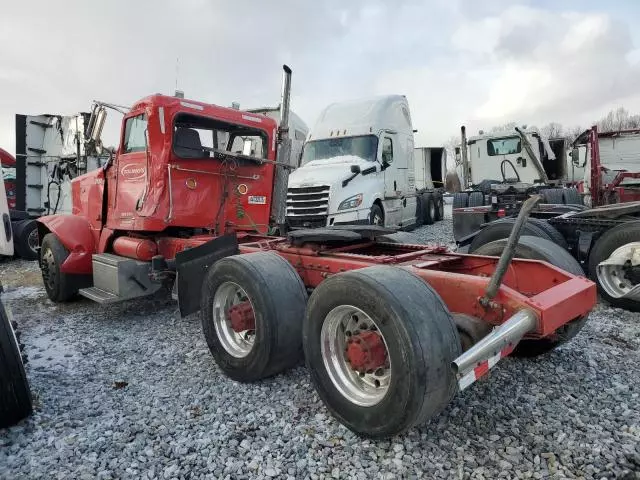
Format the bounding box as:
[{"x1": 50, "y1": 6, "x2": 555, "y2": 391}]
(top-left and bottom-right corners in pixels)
[
  {"x1": 321, "y1": 305, "x2": 391, "y2": 407},
  {"x1": 346, "y1": 330, "x2": 387, "y2": 372},
  {"x1": 227, "y1": 301, "x2": 255, "y2": 333}
]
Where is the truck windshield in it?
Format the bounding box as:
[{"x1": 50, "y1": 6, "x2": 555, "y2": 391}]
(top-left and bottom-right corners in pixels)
[
  {"x1": 173, "y1": 113, "x2": 268, "y2": 161},
  {"x1": 487, "y1": 136, "x2": 521, "y2": 156},
  {"x1": 302, "y1": 135, "x2": 378, "y2": 164}
]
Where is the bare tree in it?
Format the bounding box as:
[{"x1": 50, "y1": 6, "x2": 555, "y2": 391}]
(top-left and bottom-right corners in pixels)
[
  {"x1": 489, "y1": 122, "x2": 518, "y2": 133},
  {"x1": 443, "y1": 135, "x2": 461, "y2": 167},
  {"x1": 541, "y1": 122, "x2": 564, "y2": 139}
]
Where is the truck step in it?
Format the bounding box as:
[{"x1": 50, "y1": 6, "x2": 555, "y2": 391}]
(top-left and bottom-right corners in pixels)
[
  {"x1": 78, "y1": 287, "x2": 123, "y2": 304},
  {"x1": 27, "y1": 161, "x2": 46, "y2": 167},
  {"x1": 27, "y1": 147, "x2": 46, "y2": 154},
  {"x1": 27, "y1": 184, "x2": 43, "y2": 190}
]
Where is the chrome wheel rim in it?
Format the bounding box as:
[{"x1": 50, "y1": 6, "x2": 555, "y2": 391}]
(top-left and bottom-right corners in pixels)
[
  {"x1": 597, "y1": 242, "x2": 640, "y2": 301},
  {"x1": 429, "y1": 202, "x2": 436, "y2": 219},
  {"x1": 321, "y1": 305, "x2": 391, "y2": 406},
  {"x1": 213, "y1": 281, "x2": 256, "y2": 358},
  {"x1": 373, "y1": 213, "x2": 383, "y2": 226}
]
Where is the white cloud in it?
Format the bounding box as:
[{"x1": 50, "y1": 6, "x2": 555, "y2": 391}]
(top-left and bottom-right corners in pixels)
[{"x1": 0, "y1": 0, "x2": 638, "y2": 156}]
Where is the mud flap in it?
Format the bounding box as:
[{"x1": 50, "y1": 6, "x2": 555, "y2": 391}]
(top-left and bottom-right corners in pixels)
[{"x1": 175, "y1": 234, "x2": 239, "y2": 317}]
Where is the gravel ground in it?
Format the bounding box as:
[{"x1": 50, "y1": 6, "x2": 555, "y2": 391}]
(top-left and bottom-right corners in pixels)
[{"x1": 0, "y1": 207, "x2": 639, "y2": 479}]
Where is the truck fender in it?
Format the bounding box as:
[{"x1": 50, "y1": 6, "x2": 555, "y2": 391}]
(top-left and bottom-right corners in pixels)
[{"x1": 36, "y1": 215, "x2": 96, "y2": 274}]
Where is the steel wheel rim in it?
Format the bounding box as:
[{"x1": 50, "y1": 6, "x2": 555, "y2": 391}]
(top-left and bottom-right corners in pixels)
[
  {"x1": 27, "y1": 229, "x2": 39, "y2": 253},
  {"x1": 41, "y1": 247, "x2": 56, "y2": 290},
  {"x1": 597, "y1": 242, "x2": 640, "y2": 299},
  {"x1": 213, "y1": 281, "x2": 256, "y2": 358},
  {"x1": 321, "y1": 305, "x2": 391, "y2": 407}
]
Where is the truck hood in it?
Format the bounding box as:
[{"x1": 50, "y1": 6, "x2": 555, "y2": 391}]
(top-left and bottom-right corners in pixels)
[{"x1": 289, "y1": 155, "x2": 375, "y2": 188}]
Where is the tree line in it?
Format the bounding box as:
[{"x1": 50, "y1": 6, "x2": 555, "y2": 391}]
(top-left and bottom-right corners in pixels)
[{"x1": 446, "y1": 107, "x2": 640, "y2": 168}]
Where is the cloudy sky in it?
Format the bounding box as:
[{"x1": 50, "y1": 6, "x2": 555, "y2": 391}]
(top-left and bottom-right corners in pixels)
[{"x1": 1, "y1": 0, "x2": 639, "y2": 154}]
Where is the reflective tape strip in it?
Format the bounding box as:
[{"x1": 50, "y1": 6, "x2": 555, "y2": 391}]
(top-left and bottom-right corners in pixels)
[{"x1": 457, "y1": 344, "x2": 515, "y2": 391}]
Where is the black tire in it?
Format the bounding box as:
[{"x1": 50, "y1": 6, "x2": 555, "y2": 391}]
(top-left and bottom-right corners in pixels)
[
  {"x1": 303, "y1": 265, "x2": 461, "y2": 438},
  {"x1": 562, "y1": 187, "x2": 582, "y2": 206},
  {"x1": 377, "y1": 232, "x2": 425, "y2": 244},
  {"x1": 40, "y1": 233, "x2": 79, "y2": 302},
  {"x1": 468, "y1": 218, "x2": 553, "y2": 253},
  {"x1": 434, "y1": 194, "x2": 444, "y2": 221},
  {"x1": 0, "y1": 296, "x2": 32, "y2": 428},
  {"x1": 414, "y1": 196, "x2": 424, "y2": 228},
  {"x1": 473, "y1": 236, "x2": 588, "y2": 356},
  {"x1": 422, "y1": 193, "x2": 435, "y2": 225},
  {"x1": 369, "y1": 204, "x2": 384, "y2": 226},
  {"x1": 542, "y1": 188, "x2": 564, "y2": 204},
  {"x1": 587, "y1": 221, "x2": 640, "y2": 311},
  {"x1": 527, "y1": 218, "x2": 568, "y2": 250},
  {"x1": 453, "y1": 192, "x2": 468, "y2": 209},
  {"x1": 12, "y1": 220, "x2": 38, "y2": 260},
  {"x1": 201, "y1": 251, "x2": 308, "y2": 382},
  {"x1": 468, "y1": 191, "x2": 484, "y2": 207}
]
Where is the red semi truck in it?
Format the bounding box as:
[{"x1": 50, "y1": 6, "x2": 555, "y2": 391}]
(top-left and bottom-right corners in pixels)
[{"x1": 34, "y1": 66, "x2": 596, "y2": 437}]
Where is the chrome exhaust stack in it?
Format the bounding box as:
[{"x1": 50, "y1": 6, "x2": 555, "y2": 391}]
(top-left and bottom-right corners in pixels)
[
  {"x1": 279, "y1": 65, "x2": 292, "y2": 141},
  {"x1": 452, "y1": 309, "x2": 538, "y2": 376},
  {"x1": 271, "y1": 65, "x2": 294, "y2": 232}
]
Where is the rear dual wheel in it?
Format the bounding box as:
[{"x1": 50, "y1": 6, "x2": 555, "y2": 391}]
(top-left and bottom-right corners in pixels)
[
  {"x1": 201, "y1": 252, "x2": 308, "y2": 382},
  {"x1": 202, "y1": 255, "x2": 462, "y2": 437},
  {"x1": 304, "y1": 266, "x2": 461, "y2": 438}
]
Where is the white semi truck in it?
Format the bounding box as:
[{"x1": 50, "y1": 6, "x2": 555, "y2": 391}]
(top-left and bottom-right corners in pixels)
[{"x1": 286, "y1": 95, "x2": 445, "y2": 230}]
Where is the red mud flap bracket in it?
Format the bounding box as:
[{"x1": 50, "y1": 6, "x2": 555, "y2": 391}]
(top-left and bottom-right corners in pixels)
[{"x1": 452, "y1": 309, "x2": 538, "y2": 391}]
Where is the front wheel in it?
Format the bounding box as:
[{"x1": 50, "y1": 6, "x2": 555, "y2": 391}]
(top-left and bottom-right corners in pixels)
[
  {"x1": 303, "y1": 265, "x2": 461, "y2": 438},
  {"x1": 40, "y1": 233, "x2": 78, "y2": 302},
  {"x1": 369, "y1": 204, "x2": 384, "y2": 226}
]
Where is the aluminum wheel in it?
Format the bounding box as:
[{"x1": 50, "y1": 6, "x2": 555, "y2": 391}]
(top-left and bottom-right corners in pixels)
[
  {"x1": 597, "y1": 242, "x2": 640, "y2": 301},
  {"x1": 321, "y1": 305, "x2": 391, "y2": 407},
  {"x1": 212, "y1": 282, "x2": 256, "y2": 358},
  {"x1": 429, "y1": 200, "x2": 436, "y2": 220}
]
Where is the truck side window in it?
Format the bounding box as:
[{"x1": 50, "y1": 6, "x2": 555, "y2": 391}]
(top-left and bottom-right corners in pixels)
[
  {"x1": 123, "y1": 114, "x2": 148, "y2": 153},
  {"x1": 382, "y1": 138, "x2": 393, "y2": 164}
]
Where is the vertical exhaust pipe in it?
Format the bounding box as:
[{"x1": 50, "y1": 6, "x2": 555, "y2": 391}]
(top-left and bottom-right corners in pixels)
[
  {"x1": 279, "y1": 65, "x2": 292, "y2": 141},
  {"x1": 271, "y1": 65, "x2": 293, "y2": 233},
  {"x1": 460, "y1": 125, "x2": 469, "y2": 188}
]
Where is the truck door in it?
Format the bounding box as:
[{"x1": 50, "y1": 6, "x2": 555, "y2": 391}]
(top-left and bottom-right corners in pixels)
[
  {"x1": 382, "y1": 136, "x2": 402, "y2": 198},
  {"x1": 106, "y1": 113, "x2": 149, "y2": 229},
  {"x1": 381, "y1": 135, "x2": 404, "y2": 227}
]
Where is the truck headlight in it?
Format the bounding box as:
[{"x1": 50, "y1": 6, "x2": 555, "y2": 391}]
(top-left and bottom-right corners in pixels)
[{"x1": 338, "y1": 193, "x2": 363, "y2": 210}]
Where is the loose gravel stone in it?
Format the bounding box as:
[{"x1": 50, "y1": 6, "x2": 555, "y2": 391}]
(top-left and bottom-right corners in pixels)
[{"x1": 0, "y1": 211, "x2": 639, "y2": 479}]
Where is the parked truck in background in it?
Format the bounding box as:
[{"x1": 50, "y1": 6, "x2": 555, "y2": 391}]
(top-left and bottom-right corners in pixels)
[
  {"x1": 285, "y1": 95, "x2": 444, "y2": 231},
  {"x1": 1, "y1": 110, "x2": 110, "y2": 260},
  {"x1": 453, "y1": 124, "x2": 640, "y2": 311}
]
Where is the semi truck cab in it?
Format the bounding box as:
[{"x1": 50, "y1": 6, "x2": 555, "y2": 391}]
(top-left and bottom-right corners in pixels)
[{"x1": 286, "y1": 95, "x2": 419, "y2": 229}]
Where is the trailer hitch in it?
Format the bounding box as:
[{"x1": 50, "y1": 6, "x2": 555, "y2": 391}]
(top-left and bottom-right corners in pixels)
[{"x1": 479, "y1": 194, "x2": 542, "y2": 308}]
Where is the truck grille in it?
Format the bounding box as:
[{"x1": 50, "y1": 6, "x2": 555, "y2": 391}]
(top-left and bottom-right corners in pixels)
[{"x1": 286, "y1": 185, "x2": 330, "y2": 219}]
